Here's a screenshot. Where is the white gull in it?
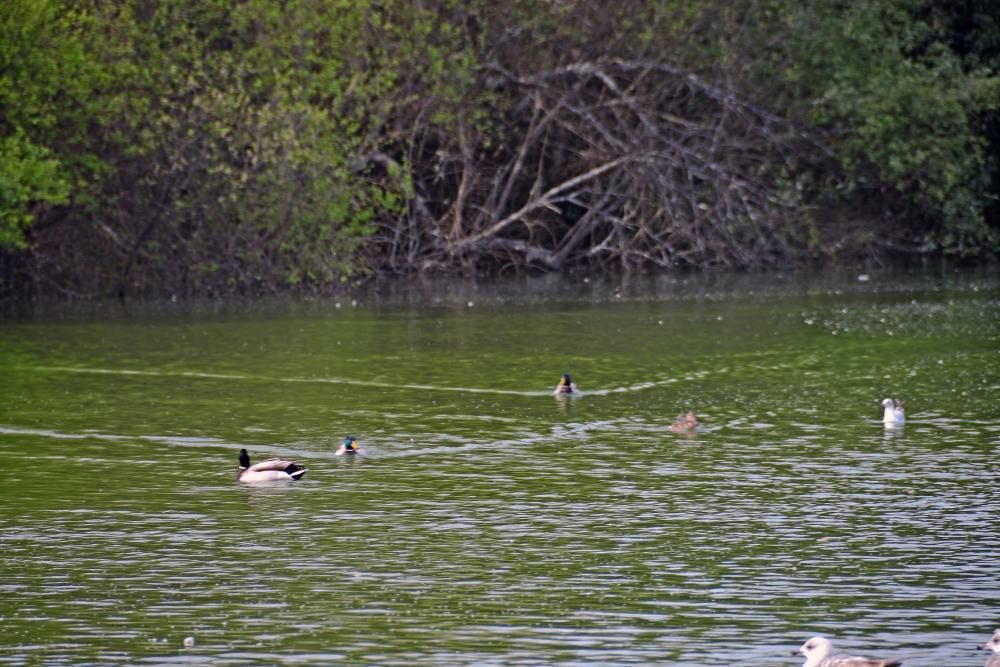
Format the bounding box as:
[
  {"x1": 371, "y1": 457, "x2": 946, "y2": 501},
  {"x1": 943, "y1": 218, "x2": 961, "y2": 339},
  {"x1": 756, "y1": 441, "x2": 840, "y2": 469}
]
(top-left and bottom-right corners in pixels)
[
  {"x1": 881, "y1": 398, "x2": 905, "y2": 425},
  {"x1": 796, "y1": 636, "x2": 902, "y2": 667},
  {"x1": 981, "y1": 629, "x2": 1000, "y2": 667}
]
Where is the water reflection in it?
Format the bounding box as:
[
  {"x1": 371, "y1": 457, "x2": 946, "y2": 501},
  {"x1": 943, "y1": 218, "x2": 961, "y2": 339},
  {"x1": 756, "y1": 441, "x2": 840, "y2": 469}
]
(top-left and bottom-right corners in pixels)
[
  {"x1": 553, "y1": 393, "x2": 580, "y2": 418},
  {"x1": 882, "y1": 424, "x2": 905, "y2": 442}
]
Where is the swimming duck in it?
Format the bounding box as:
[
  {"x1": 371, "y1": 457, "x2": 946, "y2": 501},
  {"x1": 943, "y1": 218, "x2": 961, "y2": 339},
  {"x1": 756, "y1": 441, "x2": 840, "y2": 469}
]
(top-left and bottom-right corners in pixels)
[
  {"x1": 881, "y1": 398, "x2": 905, "y2": 425},
  {"x1": 981, "y1": 629, "x2": 1000, "y2": 667},
  {"x1": 335, "y1": 435, "x2": 362, "y2": 456},
  {"x1": 237, "y1": 448, "x2": 307, "y2": 482},
  {"x1": 795, "y1": 636, "x2": 902, "y2": 667},
  {"x1": 553, "y1": 373, "x2": 579, "y2": 395},
  {"x1": 670, "y1": 410, "x2": 699, "y2": 432}
]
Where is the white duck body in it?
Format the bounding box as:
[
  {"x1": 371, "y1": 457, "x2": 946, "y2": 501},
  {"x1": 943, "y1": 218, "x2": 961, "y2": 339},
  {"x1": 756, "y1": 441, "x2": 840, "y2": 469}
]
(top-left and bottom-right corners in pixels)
[
  {"x1": 237, "y1": 449, "x2": 306, "y2": 482},
  {"x1": 881, "y1": 398, "x2": 905, "y2": 425},
  {"x1": 798, "y1": 636, "x2": 902, "y2": 667}
]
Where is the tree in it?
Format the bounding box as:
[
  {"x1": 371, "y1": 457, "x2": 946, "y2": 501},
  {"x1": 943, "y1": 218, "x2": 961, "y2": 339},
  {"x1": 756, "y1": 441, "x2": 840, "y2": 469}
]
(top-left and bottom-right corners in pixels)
[
  {"x1": 0, "y1": 0, "x2": 94, "y2": 251},
  {"x1": 777, "y1": 0, "x2": 999, "y2": 255}
]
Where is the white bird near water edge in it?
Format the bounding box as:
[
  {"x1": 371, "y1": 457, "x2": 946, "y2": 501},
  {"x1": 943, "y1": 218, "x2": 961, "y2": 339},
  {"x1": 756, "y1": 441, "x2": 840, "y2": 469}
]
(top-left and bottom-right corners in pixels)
[
  {"x1": 981, "y1": 629, "x2": 1000, "y2": 667},
  {"x1": 881, "y1": 398, "x2": 905, "y2": 425},
  {"x1": 795, "y1": 636, "x2": 902, "y2": 667}
]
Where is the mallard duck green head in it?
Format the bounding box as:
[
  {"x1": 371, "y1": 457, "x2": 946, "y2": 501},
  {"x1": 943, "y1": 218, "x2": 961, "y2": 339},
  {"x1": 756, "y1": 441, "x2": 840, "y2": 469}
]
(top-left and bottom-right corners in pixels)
[
  {"x1": 343, "y1": 436, "x2": 357, "y2": 450},
  {"x1": 560, "y1": 373, "x2": 572, "y2": 386}
]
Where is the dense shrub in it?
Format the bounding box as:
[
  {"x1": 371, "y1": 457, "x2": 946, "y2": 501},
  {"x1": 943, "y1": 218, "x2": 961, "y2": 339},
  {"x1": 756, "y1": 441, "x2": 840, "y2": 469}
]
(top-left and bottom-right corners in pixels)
[{"x1": 1, "y1": 0, "x2": 996, "y2": 298}]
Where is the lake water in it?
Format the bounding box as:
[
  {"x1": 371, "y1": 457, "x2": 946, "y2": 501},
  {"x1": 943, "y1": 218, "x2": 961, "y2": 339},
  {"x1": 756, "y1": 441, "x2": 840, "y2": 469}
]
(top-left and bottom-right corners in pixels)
[{"x1": 1, "y1": 269, "x2": 998, "y2": 666}]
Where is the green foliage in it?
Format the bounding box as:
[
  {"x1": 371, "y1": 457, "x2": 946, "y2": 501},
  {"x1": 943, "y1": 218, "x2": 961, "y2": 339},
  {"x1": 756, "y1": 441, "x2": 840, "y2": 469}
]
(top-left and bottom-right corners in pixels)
[
  {"x1": 0, "y1": 0, "x2": 104, "y2": 249},
  {"x1": 1, "y1": 0, "x2": 998, "y2": 297},
  {"x1": 0, "y1": 133, "x2": 69, "y2": 249},
  {"x1": 68, "y1": 0, "x2": 406, "y2": 293},
  {"x1": 779, "y1": 0, "x2": 999, "y2": 254}
]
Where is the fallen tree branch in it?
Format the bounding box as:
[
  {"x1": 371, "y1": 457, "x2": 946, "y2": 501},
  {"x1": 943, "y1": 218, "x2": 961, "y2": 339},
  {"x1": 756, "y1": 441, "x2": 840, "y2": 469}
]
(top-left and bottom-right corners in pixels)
[{"x1": 448, "y1": 154, "x2": 632, "y2": 252}]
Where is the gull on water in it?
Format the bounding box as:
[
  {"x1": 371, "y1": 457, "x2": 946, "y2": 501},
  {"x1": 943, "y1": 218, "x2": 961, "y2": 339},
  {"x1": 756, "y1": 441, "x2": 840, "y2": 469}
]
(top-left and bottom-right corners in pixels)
[
  {"x1": 981, "y1": 629, "x2": 1000, "y2": 667},
  {"x1": 796, "y1": 636, "x2": 902, "y2": 667},
  {"x1": 881, "y1": 398, "x2": 905, "y2": 425}
]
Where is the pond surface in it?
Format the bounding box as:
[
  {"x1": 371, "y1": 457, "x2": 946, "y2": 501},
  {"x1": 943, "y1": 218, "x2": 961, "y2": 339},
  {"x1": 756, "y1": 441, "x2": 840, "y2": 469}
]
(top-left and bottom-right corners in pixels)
[{"x1": 1, "y1": 269, "x2": 998, "y2": 666}]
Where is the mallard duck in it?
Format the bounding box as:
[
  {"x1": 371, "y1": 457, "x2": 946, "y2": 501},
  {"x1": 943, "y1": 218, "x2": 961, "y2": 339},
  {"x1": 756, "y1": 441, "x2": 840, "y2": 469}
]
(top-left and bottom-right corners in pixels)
[
  {"x1": 553, "y1": 373, "x2": 579, "y2": 395},
  {"x1": 237, "y1": 448, "x2": 306, "y2": 482},
  {"x1": 335, "y1": 435, "x2": 362, "y2": 456},
  {"x1": 670, "y1": 410, "x2": 699, "y2": 432},
  {"x1": 881, "y1": 398, "x2": 905, "y2": 425},
  {"x1": 795, "y1": 636, "x2": 902, "y2": 667},
  {"x1": 981, "y1": 629, "x2": 1000, "y2": 667}
]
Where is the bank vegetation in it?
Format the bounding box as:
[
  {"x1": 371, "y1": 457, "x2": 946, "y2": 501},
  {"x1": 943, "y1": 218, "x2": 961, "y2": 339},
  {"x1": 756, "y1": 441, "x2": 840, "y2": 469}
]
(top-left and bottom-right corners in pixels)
[{"x1": 2, "y1": 0, "x2": 998, "y2": 298}]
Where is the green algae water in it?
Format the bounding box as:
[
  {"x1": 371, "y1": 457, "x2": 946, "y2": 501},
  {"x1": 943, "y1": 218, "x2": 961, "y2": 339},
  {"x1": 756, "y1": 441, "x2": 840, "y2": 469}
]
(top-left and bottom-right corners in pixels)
[{"x1": 1, "y1": 269, "x2": 997, "y2": 666}]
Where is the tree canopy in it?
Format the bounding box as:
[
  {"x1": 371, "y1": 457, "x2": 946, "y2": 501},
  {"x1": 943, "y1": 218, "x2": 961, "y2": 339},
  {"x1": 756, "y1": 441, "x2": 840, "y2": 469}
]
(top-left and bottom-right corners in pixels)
[{"x1": 2, "y1": 0, "x2": 997, "y2": 298}]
